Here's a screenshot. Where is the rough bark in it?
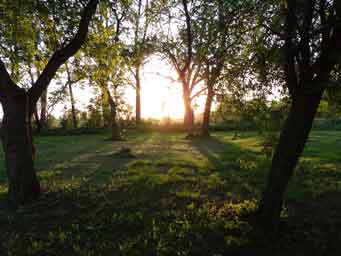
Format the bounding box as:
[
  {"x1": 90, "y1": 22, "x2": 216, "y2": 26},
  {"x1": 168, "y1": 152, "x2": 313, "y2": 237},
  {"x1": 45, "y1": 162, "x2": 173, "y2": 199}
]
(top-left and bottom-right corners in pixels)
[
  {"x1": 1, "y1": 86, "x2": 40, "y2": 205},
  {"x1": 258, "y1": 90, "x2": 323, "y2": 230}
]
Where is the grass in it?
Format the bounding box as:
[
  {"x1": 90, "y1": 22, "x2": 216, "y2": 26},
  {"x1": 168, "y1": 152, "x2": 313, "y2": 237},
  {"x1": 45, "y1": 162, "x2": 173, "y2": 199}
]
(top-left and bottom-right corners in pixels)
[{"x1": 0, "y1": 131, "x2": 341, "y2": 255}]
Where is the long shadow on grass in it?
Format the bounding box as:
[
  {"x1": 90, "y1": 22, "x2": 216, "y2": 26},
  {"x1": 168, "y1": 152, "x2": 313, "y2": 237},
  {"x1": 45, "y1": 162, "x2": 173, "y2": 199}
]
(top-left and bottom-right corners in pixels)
[
  {"x1": 0, "y1": 172, "x2": 271, "y2": 256},
  {"x1": 190, "y1": 135, "x2": 341, "y2": 254},
  {"x1": 190, "y1": 134, "x2": 263, "y2": 168},
  {"x1": 190, "y1": 135, "x2": 268, "y2": 198},
  {"x1": 1, "y1": 133, "x2": 341, "y2": 255},
  {"x1": 1, "y1": 173, "x2": 341, "y2": 255}
]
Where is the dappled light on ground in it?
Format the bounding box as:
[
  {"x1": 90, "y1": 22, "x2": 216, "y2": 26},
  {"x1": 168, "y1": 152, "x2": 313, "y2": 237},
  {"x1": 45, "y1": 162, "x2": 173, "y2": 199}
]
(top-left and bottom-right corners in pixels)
[{"x1": 1, "y1": 131, "x2": 341, "y2": 255}]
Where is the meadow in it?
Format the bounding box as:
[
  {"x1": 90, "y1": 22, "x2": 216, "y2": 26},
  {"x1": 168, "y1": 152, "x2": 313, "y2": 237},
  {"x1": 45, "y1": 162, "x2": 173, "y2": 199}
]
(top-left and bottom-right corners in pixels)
[{"x1": 1, "y1": 131, "x2": 341, "y2": 255}]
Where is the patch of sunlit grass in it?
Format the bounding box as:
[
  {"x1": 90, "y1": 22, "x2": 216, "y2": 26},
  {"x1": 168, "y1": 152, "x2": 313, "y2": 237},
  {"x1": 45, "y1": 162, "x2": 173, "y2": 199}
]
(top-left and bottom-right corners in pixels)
[{"x1": 1, "y1": 131, "x2": 341, "y2": 255}]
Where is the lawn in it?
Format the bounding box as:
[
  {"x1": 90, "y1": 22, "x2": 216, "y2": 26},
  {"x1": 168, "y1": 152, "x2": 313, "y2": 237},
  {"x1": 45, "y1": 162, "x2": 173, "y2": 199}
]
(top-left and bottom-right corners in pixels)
[{"x1": 0, "y1": 131, "x2": 341, "y2": 255}]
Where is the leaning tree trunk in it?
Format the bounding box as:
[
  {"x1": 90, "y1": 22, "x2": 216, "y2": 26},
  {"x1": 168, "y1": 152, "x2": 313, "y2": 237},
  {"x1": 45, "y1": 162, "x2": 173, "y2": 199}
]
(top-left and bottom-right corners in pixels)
[
  {"x1": 34, "y1": 108, "x2": 43, "y2": 133},
  {"x1": 1, "y1": 88, "x2": 40, "y2": 205},
  {"x1": 135, "y1": 67, "x2": 141, "y2": 126},
  {"x1": 258, "y1": 90, "x2": 323, "y2": 231},
  {"x1": 202, "y1": 85, "x2": 214, "y2": 137},
  {"x1": 40, "y1": 89, "x2": 48, "y2": 129}
]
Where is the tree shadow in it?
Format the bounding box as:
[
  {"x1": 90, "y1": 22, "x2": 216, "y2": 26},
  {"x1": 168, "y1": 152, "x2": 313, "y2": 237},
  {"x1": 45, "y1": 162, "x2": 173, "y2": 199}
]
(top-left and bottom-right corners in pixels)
[
  {"x1": 188, "y1": 134, "x2": 269, "y2": 201},
  {"x1": 1, "y1": 132, "x2": 341, "y2": 255},
  {"x1": 190, "y1": 134, "x2": 265, "y2": 172},
  {"x1": 281, "y1": 190, "x2": 341, "y2": 254},
  {"x1": 0, "y1": 181, "x2": 252, "y2": 255}
]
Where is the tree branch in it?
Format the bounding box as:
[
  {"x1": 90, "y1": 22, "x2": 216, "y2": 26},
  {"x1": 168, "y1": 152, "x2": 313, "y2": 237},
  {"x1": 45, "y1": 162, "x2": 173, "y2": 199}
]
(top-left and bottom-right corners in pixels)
[
  {"x1": 283, "y1": 0, "x2": 299, "y2": 97},
  {"x1": 190, "y1": 86, "x2": 207, "y2": 101},
  {"x1": 181, "y1": 0, "x2": 193, "y2": 75},
  {"x1": 0, "y1": 58, "x2": 19, "y2": 100},
  {"x1": 312, "y1": 2, "x2": 341, "y2": 83},
  {"x1": 28, "y1": 0, "x2": 99, "y2": 109},
  {"x1": 164, "y1": 47, "x2": 181, "y2": 75},
  {"x1": 0, "y1": 58, "x2": 13, "y2": 90},
  {"x1": 190, "y1": 63, "x2": 203, "y2": 92},
  {"x1": 298, "y1": 0, "x2": 315, "y2": 85}
]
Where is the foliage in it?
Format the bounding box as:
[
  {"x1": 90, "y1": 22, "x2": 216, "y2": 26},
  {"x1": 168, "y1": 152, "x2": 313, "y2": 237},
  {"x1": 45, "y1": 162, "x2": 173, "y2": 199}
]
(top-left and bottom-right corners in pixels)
[{"x1": 214, "y1": 97, "x2": 289, "y2": 133}]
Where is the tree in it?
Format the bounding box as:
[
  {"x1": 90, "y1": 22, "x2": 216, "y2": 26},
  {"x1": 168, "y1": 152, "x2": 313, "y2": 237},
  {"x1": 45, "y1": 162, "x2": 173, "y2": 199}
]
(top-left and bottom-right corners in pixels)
[
  {"x1": 257, "y1": 0, "x2": 341, "y2": 231},
  {"x1": 0, "y1": 0, "x2": 48, "y2": 132},
  {"x1": 85, "y1": 0, "x2": 128, "y2": 140},
  {"x1": 195, "y1": 0, "x2": 249, "y2": 136},
  {"x1": 160, "y1": 0, "x2": 205, "y2": 135},
  {"x1": 0, "y1": 0, "x2": 98, "y2": 205},
  {"x1": 126, "y1": 0, "x2": 155, "y2": 125},
  {"x1": 64, "y1": 55, "x2": 88, "y2": 129}
]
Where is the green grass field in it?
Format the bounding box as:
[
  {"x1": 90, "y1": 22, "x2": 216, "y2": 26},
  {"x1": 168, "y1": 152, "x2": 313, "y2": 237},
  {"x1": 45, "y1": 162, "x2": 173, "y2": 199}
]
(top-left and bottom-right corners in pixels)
[{"x1": 1, "y1": 131, "x2": 341, "y2": 255}]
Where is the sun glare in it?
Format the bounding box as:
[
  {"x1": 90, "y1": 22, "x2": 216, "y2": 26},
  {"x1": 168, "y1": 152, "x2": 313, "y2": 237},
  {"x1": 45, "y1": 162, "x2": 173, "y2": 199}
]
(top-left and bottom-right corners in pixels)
[
  {"x1": 126, "y1": 56, "x2": 187, "y2": 120},
  {"x1": 141, "y1": 82, "x2": 185, "y2": 120},
  {"x1": 50, "y1": 56, "x2": 207, "y2": 121},
  {"x1": 137, "y1": 58, "x2": 185, "y2": 120}
]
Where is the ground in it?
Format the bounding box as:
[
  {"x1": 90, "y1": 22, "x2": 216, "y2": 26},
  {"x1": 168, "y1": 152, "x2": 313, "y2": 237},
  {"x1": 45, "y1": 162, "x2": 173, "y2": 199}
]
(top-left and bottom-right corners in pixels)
[{"x1": 0, "y1": 131, "x2": 341, "y2": 255}]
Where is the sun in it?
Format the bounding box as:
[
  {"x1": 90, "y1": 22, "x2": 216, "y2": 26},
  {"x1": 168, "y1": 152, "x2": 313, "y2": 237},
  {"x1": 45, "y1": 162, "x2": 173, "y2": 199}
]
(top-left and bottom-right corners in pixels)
[
  {"x1": 130, "y1": 56, "x2": 186, "y2": 120},
  {"x1": 141, "y1": 79, "x2": 185, "y2": 120},
  {"x1": 125, "y1": 56, "x2": 208, "y2": 121}
]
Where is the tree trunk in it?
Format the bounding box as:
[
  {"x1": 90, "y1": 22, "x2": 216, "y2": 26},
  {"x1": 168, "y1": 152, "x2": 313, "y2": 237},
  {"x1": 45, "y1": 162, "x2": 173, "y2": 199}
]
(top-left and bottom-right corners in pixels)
[
  {"x1": 135, "y1": 67, "x2": 141, "y2": 125},
  {"x1": 40, "y1": 90, "x2": 48, "y2": 129},
  {"x1": 104, "y1": 87, "x2": 120, "y2": 140},
  {"x1": 258, "y1": 90, "x2": 323, "y2": 231},
  {"x1": 1, "y1": 88, "x2": 40, "y2": 205},
  {"x1": 202, "y1": 85, "x2": 214, "y2": 136},
  {"x1": 109, "y1": 102, "x2": 120, "y2": 140},
  {"x1": 101, "y1": 92, "x2": 110, "y2": 128},
  {"x1": 68, "y1": 82, "x2": 78, "y2": 129},
  {"x1": 34, "y1": 108, "x2": 43, "y2": 133},
  {"x1": 182, "y1": 83, "x2": 194, "y2": 135},
  {"x1": 184, "y1": 103, "x2": 194, "y2": 134}
]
